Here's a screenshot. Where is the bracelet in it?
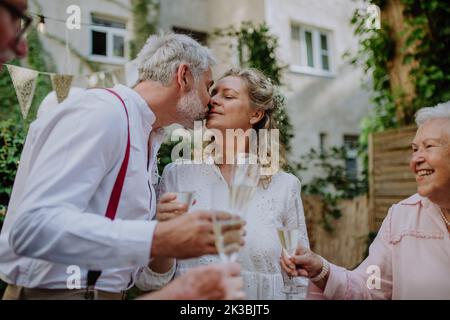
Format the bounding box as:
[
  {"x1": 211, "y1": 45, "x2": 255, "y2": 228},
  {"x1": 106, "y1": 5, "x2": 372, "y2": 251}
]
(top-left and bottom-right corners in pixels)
[{"x1": 310, "y1": 256, "x2": 330, "y2": 283}]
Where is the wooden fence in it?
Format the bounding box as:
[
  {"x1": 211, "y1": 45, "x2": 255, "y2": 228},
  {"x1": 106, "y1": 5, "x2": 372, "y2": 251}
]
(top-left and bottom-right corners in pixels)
[
  {"x1": 303, "y1": 195, "x2": 370, "y2": 269},
  {"x1": 368, "y1": 126, "x2": 417, "y2": 231}
]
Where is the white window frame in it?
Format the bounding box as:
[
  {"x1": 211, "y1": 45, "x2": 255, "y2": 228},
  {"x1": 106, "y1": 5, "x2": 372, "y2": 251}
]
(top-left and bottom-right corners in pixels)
[
  {"x1": 89, "y1": 24, "x2": 128, "y2": 65},
  {"x1": 290, "y1": 24, "x2": 334, "y2": 77}
]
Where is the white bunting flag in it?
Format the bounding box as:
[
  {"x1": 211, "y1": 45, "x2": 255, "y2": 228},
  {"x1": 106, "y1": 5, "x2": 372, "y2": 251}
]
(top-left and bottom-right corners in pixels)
[{"x1": 6, "y1": 65, "x2": 39, "y2": 119}]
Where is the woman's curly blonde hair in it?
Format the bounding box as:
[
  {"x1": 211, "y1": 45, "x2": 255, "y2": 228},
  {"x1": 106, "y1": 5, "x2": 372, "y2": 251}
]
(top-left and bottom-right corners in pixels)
[{"x1": 218, "y1": 68, "x2": 287, "y2": 188}]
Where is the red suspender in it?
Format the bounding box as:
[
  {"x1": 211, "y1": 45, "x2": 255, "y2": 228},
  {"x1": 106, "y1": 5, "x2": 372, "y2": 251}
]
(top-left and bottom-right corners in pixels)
[
  {"x1": 102, "y1": 88, "x2": 130, "y2": 220},
  {"x1": 85, "y1": 88, "x2": 130, "y2": 299}
]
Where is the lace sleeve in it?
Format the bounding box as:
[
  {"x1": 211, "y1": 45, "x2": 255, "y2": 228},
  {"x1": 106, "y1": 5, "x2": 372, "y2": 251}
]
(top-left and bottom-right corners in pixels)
[{"x1": 135, "y1": 264, "x2": 176, "y2": 291}]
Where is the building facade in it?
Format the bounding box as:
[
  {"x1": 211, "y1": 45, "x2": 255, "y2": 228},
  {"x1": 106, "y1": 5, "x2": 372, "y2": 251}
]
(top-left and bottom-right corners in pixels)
[{"x1": 32, "y1": 0, "x2": 371, "y2": 182}]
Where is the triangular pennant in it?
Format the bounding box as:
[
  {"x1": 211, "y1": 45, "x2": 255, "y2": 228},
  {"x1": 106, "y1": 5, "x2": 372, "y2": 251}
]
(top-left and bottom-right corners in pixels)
[
  {"x1": 51, "y1": 74, "x2": 74, "y2": 103},
  {"x1": 6, "y1": 65, "x2": 39, "y2": 119}
]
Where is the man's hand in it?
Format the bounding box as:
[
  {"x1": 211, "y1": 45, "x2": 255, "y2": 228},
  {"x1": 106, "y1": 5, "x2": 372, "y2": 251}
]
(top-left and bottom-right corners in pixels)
[
  {"x1": 139, "y1": 263, "x2": 245, "y2": 300},
  {"x1": 151, "y1": 210, "x2": 244, "y2": 259}
]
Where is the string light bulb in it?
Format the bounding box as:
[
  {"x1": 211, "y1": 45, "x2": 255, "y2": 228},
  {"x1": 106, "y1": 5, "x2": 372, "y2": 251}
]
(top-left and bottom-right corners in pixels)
[{"x1": 37, "y1": 15, "x2": 46, "y2": 34}]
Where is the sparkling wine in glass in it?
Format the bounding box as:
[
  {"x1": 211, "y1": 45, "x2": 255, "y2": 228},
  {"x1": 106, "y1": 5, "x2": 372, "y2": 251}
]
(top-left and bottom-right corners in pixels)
[
  {"x1": 277, "y1": 227, "x2": 300, "y2": 256},
  {"x1": 228, "y1": 154, "x2": 260, "y2": 219},
  {"x1": 213, "y1": 214, "x2": 243, "y2": 262},
  {"x1": 208, "y1": 185, "x2": 243, "y2": 263},
  {"x1": 277, "y1": 226, "x2": 302, "y2": 295}
]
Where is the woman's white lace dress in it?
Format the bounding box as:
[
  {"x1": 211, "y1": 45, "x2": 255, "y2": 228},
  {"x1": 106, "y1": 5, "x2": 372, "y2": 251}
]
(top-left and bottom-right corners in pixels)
[{"x1": 136, "y1": 161, "x2": 310, "y2": 300}]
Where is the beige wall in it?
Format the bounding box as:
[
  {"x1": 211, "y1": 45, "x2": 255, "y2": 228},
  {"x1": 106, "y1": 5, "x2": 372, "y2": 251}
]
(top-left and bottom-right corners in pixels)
[
  {"x1": 158, "y1": 0, "x2": 265, "y2": 78},
  {"x1": 31, "y1": 0, "x2": 372, "y2": 183},
  {"x1": 150, "y1": 0, "x2": 373, "y2": 182},
  {"x1": 32, "y1": 0, "x2": 132, "y2": 86},
  {"x1": 159, "y1": 0, "x2": 210, "y2": 32},
  {"x1": 264, "y1": 0, "x2": 371, "y2": 182}
]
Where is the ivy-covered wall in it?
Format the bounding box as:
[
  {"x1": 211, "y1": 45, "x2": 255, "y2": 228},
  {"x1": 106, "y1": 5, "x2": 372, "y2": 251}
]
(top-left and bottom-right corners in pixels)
[{"x1": 351, "y1": 0, "x2": 450, "y2": 156}]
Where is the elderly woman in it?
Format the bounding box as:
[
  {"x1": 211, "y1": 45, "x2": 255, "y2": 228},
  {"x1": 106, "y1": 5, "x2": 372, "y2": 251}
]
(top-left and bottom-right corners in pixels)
[{"x1": 281, "y1": 101, "x2": 450, "y2": 300}]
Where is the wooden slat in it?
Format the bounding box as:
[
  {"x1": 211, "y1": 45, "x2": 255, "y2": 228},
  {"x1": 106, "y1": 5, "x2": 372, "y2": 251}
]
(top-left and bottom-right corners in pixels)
[
  {"x1": 369, "y1": 126, "x2": 417, "y2": 232},
  {"x1": 372, "y1": 134, "x2": 415, "y2": 151},
  {"x1": 373, "y1": 164, "x2": 413, "y2": 175},
  {"x1": 373, "y1": 171, "x2": 415, "y2": 182},
  {"x1": 372, "y1": 125, "x2": 417, "y2": 139},
  {"x1": 303, "y1": 195, "x2": 370, "y2": 269}
]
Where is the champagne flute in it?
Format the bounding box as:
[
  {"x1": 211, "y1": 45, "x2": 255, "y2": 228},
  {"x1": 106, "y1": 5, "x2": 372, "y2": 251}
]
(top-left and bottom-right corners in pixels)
[
  {"x1": 209, "y1": 185, "x2": 243, "y2": 263},
  {"x1": 213, "y1": 214, "x2": 242, "y2": 262},
  {"x1": 228, "y1": 153, "x2": 260, "y2": 220},
  {"x1": 173, "y1": 191, "x2": 196, "y2": 211},
  {"x1": 277, "y1": 197, "x2": 308, "y2": 298},
  {"x1": 277, "y1": 226, "x2": 301, "y2": 294}
]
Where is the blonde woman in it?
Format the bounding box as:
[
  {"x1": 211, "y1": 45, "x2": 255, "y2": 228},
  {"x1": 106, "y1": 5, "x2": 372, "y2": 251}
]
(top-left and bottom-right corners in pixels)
[{"x1": 136, "y1": 68, "x2": 310, "y2": 299}]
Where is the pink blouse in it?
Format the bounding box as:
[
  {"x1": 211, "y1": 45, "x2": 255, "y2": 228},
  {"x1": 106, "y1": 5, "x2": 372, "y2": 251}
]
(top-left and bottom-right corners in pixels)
[{"x1": 309, "y1": 193, "x2": 450, "y2": 300}]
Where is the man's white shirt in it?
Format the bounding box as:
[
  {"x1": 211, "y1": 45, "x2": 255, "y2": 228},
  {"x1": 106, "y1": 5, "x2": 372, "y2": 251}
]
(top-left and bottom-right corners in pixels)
[{"x1": 0, "y1": 85, "x2": 164, "y2": 292}]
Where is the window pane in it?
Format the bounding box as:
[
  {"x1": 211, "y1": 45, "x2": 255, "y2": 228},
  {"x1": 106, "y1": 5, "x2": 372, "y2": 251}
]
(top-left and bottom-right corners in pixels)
[
  {"x1": 92, "y1": 31, "x2": 107, "y2": 56},
  {"x1": 322, "y1": 54, "x2": 330, "y2": 71},
  {"x1": 320, "y1": 34, "x2": 328, "y2": 51},
  {"x1": 305, "y1": 31, "x2": 314, "y2": 67},
  {"x1": 113, "y1": 35, "x2": 125, "y2": 57},
  {"x1": 321, "y1": 34, "x2": 330, "y2": 71},
  {"x1": 345, "y1": 158, "x2": 358, "y2": 181},
  {"x1": 344, "y1": 134, "x2": 359, "y2": 180},
  {"x1": 344, "y1": 135, "x2": 359, "y2": 150}
]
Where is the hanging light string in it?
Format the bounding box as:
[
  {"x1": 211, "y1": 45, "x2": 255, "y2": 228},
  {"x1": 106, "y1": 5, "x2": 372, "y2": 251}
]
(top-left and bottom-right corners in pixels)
[
  {"x1": 1, "y1": 62, "x2": 125, "y2": 87},
  {"x1": 28, "y1": 12, "x2": 99, "y2": 27},
  {"x1": 2, "y1": 63, "x2": 55, "y2": 76},
  {"x1": 8, "y1": 11, "x2": 127, "y2": 83}
]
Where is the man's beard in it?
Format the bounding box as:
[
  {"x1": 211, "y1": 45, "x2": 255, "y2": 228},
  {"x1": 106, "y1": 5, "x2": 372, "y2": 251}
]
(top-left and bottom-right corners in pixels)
[{"x1": 176, "y1": 88, "x2": 206, "y2": 129}]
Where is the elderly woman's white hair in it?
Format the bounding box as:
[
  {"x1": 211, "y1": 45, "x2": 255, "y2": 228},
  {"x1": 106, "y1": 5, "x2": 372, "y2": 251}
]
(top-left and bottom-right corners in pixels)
[
  {"x1": 136, "y1": 33, "x2": 216, "y2": 85},
  {"x1": 415, "y1": 100, "x2": 450, "y2": 126}
]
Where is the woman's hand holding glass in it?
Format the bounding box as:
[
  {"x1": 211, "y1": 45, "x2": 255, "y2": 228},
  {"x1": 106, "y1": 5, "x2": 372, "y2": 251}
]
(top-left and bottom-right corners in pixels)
[
  {"x1": 280, "y1": 245, "x2": 329, "y2": 290},
  {"x1": 156, "y1": 192, "x2": 196, "y2": 221}
]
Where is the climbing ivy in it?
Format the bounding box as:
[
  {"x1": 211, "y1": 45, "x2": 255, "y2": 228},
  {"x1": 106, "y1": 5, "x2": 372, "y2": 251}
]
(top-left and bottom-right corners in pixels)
[
  {"x1": 402, "y1": 0, "x2": 450, "y2": 110},
  {"x1": 349, "y1": 0, "x2": 450, "y2": 175},
  {"x1": 130, "y1": 0, "x2": 159, "y2": 59},
  {"x1": 296, "y1": 147, "x2": 367, "y2": 233}
]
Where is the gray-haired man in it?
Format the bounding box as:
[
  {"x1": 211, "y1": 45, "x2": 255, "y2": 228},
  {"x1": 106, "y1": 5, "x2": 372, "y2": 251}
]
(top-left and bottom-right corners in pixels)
[
  {"x1": 0, "y1": 33, "x2": 244, "y2": 300},
  {"x1": 0, "y1": 0, "x2": 29, "y2": 66}
]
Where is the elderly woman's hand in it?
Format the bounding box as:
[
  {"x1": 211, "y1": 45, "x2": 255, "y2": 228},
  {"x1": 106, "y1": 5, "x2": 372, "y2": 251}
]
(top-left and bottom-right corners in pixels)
[
  {"x1": 280, "y1": 245, "x2": 325, "y2": 279},
  {"x1": 156, "y1": 192, "x2": 194, "y2": 221}
]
